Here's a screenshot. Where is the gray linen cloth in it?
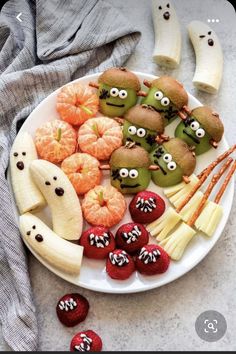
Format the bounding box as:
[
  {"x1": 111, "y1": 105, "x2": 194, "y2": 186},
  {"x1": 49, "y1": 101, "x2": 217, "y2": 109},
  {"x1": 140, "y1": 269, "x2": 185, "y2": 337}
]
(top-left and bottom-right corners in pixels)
[{"x1": 0, "y1": 0, "x2": 140, "y2": 350}]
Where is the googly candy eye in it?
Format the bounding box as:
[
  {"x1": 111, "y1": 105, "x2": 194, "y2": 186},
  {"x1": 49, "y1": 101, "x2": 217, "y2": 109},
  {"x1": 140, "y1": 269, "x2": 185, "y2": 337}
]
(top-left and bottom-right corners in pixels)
[
  {"x1": 190, "y1": 121, "x2": 200, "y2": 131},
  {"x1": 167, "y1": 161, "x2": 177, "y2": 171},
  {"x1": 119, "y1": 168, "x2": 129, "y2": 178},
  {"x1": 129, "y1": 169, "x2": 139, "y2": 179},
  {"x1": 110, "y1": 88, "x2": 119, "y2": 97},
  {"x1": 161, "y1": 97, "x2": 170, "y2": 106},
  {"x1": 154, "y1": 91, "x2": 163, "y2": 100},
  {"x1": 119, "y1": 90, "x2": 128, "y2": 99},
  {"x1": 195, "y1": 128, "x2": 205, "y2": 138},
  {"x1": 128, "y1": 126, "x2": 137, "y2": 135},
  {"x1": 137, "y1": 128, "x2": 146, "y2": 138},
  {"x1": 163, "y1": 153, "x2": 172, "y2": 163}
]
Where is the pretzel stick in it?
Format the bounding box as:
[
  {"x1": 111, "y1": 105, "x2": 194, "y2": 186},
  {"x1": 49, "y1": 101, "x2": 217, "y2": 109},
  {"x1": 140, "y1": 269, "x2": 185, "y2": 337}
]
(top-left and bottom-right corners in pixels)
[
  {"x1": 214, "y1": 160, "x2": 236, "y2": 204},
  {"x1": 176, "y1": 145, "x2": 236, "y2": 213},
  {"x1": 99, "y1": 164, "x2": 110, "y2": 170},
  {"x1": 187, "y1": 158, "x2": 233, "y2": 227},
  {"x1": 197, "y1": 144, "x2": 236, "y2": 179}
]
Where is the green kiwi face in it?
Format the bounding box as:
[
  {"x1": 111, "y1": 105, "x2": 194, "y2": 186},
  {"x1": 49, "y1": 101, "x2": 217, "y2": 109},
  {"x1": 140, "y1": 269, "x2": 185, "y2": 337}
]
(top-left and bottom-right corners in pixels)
[
  {"x1": 110, "y1": 166, "x2": 151, "y2": 194},
  {"x1": 123, "y1": 120, "x2": 157, "y2": 152},
  {"x1": 142, "y1": 87, "x2": 179, "y2": 126},
  {"x1": 149, "y1": 146, "x2": 183, "y2": 187},
  {"x1": 175, "y1": 117, "x2": 211, "y2": 155},
  {"x1": 98, "y1": 84, "x2": 138, "y2": 117}
]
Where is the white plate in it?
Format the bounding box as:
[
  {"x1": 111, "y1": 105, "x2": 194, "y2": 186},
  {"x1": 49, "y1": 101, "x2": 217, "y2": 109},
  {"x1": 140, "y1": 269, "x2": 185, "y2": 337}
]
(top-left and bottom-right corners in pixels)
[{"x1": 9, "y1": 72, "x2": 234, "y2": 294}]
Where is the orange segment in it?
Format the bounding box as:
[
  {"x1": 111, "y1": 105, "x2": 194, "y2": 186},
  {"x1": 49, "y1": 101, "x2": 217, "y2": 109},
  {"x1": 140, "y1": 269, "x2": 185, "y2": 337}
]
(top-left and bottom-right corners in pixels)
[
  {"x1": 82, "y1": 185, "x2": 127, "y2": 228},
  {"x1": 35, "y1": 120, "x2": 77, "y2": 164},
  {"x1": 56, "y1": 83, "x2": 99, "y2": 126},
  {"x1": 78, "y1": 117, "x2": 123, "y2": 160},
  {"x1": 61, "y1": 153, "x2": 101, "y2": 195}
]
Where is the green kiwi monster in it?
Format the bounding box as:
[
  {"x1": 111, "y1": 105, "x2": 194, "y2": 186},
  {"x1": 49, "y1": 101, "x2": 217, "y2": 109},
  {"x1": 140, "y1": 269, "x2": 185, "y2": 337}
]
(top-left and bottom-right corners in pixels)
[
  {"x1": 150, "y1": 138, "x2": 196, "y2": 187},
  {"x1": 142, "y1": 76, "x2": 188, "y2": 126},
  {"x1": 175, "y1": 106, "x2": 224, "y2": 155},
  {"x1": 109, "y1": 144, "x2": 153, "y2": 194},
  {"x1": 123, "y1": 104, "x2": 165, "y2": 152},
  {"x1": 89, "y1": 67, "x2": 143, "y2": 117}
]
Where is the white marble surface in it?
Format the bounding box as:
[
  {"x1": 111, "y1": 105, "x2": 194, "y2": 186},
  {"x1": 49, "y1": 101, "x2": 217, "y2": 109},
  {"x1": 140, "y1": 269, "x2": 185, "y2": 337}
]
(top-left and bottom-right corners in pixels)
[{"x1": 1, "y1": 0, "x2": 236, "y2": 351}]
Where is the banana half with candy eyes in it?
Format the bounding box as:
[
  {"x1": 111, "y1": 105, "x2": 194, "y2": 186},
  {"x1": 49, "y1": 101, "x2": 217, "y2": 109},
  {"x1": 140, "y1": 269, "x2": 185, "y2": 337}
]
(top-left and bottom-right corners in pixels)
[
  {"x1": 20, "y1": 213, "x2": 83, "y2": 275},
  {"x1": 30, "y1": 159, "x2": 83, "y2": 241}
]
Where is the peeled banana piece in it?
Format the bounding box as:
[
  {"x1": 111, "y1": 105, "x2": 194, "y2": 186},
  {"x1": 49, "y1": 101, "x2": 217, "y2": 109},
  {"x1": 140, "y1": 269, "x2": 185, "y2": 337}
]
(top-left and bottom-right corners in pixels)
[
  {"x1": 20, "y1": 213, "x2": 83, "y2": 275},
  {"x1": 152, "y1": 0, "x2": 181, "y2": 68},
  {"x1": 188, "y1": 21, "x2": 223, "y2": 93},
  {"x1": 30, "y1": 159, "x2": 83, "y2": 241},
  {"x1": 10, "y1": 132, "x2": 45, "y2": 214}
]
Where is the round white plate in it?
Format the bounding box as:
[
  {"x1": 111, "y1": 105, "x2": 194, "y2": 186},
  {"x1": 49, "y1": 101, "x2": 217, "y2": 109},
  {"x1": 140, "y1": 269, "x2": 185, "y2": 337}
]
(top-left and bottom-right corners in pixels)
[{"x1": 9, "y1": 72, "x2": 234, "y2": 293}]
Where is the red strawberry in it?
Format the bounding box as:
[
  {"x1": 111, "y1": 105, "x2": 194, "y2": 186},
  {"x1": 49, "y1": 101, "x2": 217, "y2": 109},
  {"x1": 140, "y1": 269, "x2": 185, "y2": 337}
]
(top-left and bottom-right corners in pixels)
[
  {"x1": 129, "y1": 191, "x2": 165, "y2": 224},
  {"x1": 106, "y1": 249, "x2": 135, "y2": 280},
  {"x1": 135, "y1": 244, "x2": 170, "y2": 275},
  {"x1": 79, "y1": 226, "x2": 115, "y2": 259},
  {"x1": 70, "y1": 330, "x2": 102, "y2": 352},
  {"x1": 115, "y1": 222, "x2": 149, "y2": 254},
  {"x1": 56, "y1": 293, "x2": 89, "y2": 327}
]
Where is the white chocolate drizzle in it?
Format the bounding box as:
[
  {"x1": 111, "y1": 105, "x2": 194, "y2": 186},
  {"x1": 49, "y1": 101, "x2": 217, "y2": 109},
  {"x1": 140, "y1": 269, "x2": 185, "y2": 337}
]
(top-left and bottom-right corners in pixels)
[
  {"x1": 109, "y1": 251, "x2": 129, "y2": 266},
  {"x1": 122, "y1": 225, "x2": 141, "y2": 244},
  {"x1": 74, "y1": 334, "x2": 92, "y2": 351},
  {"x1": 136, "y1": 197, "x2": 156, "y2": 213},
  {"x1": 138, "y1": 247, "x2": 161, "y2": 264},
  {"x1": 58, "y1": 298, "x2": 77, "y2": 311},
  {"x1": 89, "y1": 232, "x2": 110, "y2": 248}
]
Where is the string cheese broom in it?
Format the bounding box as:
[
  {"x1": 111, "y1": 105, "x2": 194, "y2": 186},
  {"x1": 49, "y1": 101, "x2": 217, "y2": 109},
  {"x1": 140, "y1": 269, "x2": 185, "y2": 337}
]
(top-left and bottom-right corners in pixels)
[
  {"x1": 159, "y1": 158, "x2": 233, "y2": 260},
  {"x1": 195, "y1": 160, "x2": 236, "y2": 237},
  {"x1": 147, "y1": 145, "x2": 236, "y2": 241}
]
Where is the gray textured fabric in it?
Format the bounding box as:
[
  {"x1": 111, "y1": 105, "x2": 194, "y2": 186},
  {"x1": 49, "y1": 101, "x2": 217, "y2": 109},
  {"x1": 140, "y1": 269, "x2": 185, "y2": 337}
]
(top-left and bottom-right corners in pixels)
[{"x1": 0, "y1": 0, "x2": 140, "y2": 350}]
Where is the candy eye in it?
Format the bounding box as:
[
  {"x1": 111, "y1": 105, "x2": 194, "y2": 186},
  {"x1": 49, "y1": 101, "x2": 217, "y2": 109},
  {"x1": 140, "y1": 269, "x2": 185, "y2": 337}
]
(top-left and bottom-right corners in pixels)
[
  {"x1": 119, "y1": 168, "x2": 129, "y2": 178},
  {"x1": 190, "y1": 121, "x2": 200, "y2": 131},
  {"x1": 119, "y1": 90, "x2": 128, "y2": 99},
  {"x1": 161, "y1": 97, "x2": 170, "y2": 106},
  {"x1": 163, "y1": 153, "x2": 172, "y2": 163},
  {"x1": 128, "y1": 126, "x2": 137, "y2": 135},
  {"x1": 154, "y1": 91, "x2": 163, "y2": 100},
  {"x1": 196, "y1": 128, "x2": 205, "y2": 138},
  {"x1": 129, "y1": 169, "x2": 138, "y2": 179},
  {"x1": 167, "y1": 161, "x2": 177, "y2": 171},
  {"x1": 110, "y1": 88, "x2": 119, "y2": 97},
  {"x1": 137, "y1": 128, "x2": 146, "y2": 137}
]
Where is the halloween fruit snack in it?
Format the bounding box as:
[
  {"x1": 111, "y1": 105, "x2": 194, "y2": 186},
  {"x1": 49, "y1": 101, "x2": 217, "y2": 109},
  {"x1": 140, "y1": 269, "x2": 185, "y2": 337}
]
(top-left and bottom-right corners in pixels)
[
  {"x1": 123, "y1": 104, "x2": 165, "y2": 152},
  {"x1": 110, "y1": 144, "x2": 154, "y2": 194},
  {"x1": 188, "y1": 21, "x2": 223, "y2": 94},
  {"x1": 82, "y1": 185, "x2": 126, "y2": 228},
  {"x1": 150, "y1": 138, "x2": 196, "y2": 187},
  {"x1": 56, "y1": 293, "x2": 89, "y2": 327},
  {"x1": 115, "y1": 223, "x2": 149, "y2": 254},
  {"x1": 89, "y1": 67, "x2": 142, "y2": 117},
  {"x1": 129, "y1": 191, "x2": 165, "y2": 224},
  {"x1": 70, "y1": 330, "x2": 102, "y2": 352},
  {"x1": 152, "y1": 0, "x2": 182, "y2": 68},
  {"x1": 106, "y1": 249, "x2": 135, "y2": 280},
  {"x1": 10, "y1": 132, "x2": 45, "y2": 214},
  {"x1": 142, "y1": 76, "x2": 188, "y2": 125},
  {"x1": 30, "y1": 159, "x2": 83, "y2": 240},
  {"x1": 19, "y1": 213, "x2": 83, "y2": 274},
  {"x1": 61, "y1": 153, "x2": 101, "y2": 195},
  {"x1": 56, "y1": 83, "x2": 99, "y2": 125},
  {"x1": 79, "y1": 226, "x2": 116, "y2": 259},
  {"x1": 35, "y1": 120, "x2": 77, "y2": 164},
  {"x1": 135, "y1": 244, "x2": 170, "y2": 275},
  {"x1": 78, "y1": 116, "x2": 123, "y2": 160},
  {"x1": 175, "y1": 106, "x2": 224, "y2": 155}
]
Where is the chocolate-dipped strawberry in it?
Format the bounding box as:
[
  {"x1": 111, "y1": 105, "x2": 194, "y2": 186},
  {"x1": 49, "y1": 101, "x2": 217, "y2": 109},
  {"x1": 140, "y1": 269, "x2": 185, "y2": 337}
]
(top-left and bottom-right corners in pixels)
[
  {"x1": 123, "y1": 104, "x2": 165, "y2": 152},
  {"x1": 175, "y1": 106, "x2": 224, "y2": 155},
  {"x1": 109, "y1": 143, "x2": 157, "y2": 194},
  {"x1": 89, "y1": 67, "x2": 144, "y2": 117},
  {"x1": 150, "y1": 137, "x2": 196, "y2": 187},
  {"x1": 142, "y1": 76, "x2": 188, "y2": 125}
]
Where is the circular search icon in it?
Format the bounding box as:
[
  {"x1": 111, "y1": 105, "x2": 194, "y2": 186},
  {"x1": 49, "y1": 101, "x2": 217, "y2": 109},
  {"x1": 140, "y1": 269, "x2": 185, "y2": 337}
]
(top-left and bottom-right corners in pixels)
[{"x1": 195, "y1": 310, "x2": 227, "y2": 342}]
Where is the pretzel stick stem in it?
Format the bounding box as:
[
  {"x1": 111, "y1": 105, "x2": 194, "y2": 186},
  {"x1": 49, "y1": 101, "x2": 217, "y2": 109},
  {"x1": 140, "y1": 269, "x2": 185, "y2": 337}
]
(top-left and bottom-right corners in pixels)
[
  {"x1": 187, "y1": 158, "x2": 233, "y2": 227},
  {"x1": 214, "y1": 160, "x2": 236, "y2": 204},
  {"x1": 176, "y1": 145, "x2": 236, "y2": 213}
]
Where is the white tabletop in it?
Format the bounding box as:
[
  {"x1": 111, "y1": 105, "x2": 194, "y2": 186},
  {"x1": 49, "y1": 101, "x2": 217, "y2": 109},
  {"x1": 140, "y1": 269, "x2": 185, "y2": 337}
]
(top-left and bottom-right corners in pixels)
[{"x1": 1, "y1": 0, "x2": 236, "y2": 351}]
